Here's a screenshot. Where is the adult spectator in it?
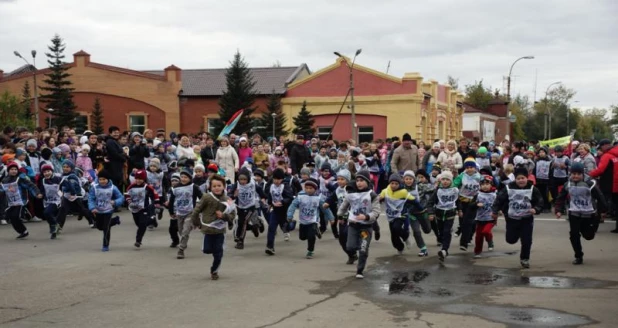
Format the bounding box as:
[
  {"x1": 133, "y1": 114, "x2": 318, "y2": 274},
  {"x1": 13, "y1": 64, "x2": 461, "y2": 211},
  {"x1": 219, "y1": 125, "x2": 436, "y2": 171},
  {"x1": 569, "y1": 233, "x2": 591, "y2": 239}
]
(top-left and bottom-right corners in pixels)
[
  {"x1": 437, "y1": 139, "x2": 463, "y2": 174},
  {"x1": 289, "y1": 135, "x2": 311, "y2": 175},
  {"x1": 421, "y1": 141, "x2": 442, "y2": 173},
  {"x1": 216, "y1": 137, "x2": 239, "y2": 183},
  {"x1": 588, "y1": 139, "x2": 618, "y2": 232},
  {"x1": 237, "y1": 137, "x2": 253, "y2": 166},
  {"x1": 458, "y1": 138, "x2": 473, "y2": 160},
  {"x1": 104, "y1": 126, "x2": 128, "y2": 188},
  {"x1": 200, "y1": 136, "x2": 218, "y2": 165},
  {"x1": 128, "y1": 132, "x2": 150, "y2": 172},
  {"x1": 508, "y1": 141, "x2": 528, "y2": 164},
  {"x1": 572, "y1": 143, "x2": 596, "y2": 180},
  {"x1": 390, "y1": 133, "x2": 419, "y2": 174},
  {"x1": 176, "y1": 135, "x2": 196, "y2": 160}
]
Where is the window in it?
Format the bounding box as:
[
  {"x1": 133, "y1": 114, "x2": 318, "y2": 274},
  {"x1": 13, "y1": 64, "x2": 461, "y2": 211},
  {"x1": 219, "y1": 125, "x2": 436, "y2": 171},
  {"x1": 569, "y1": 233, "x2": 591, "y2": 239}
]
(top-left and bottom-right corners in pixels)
[
  {"x1": 317, "y1": 126, "x2": 332, "y2": 140},
  {"x1": 207, "y1": 118, "x2": 217, "y2": 136},
  {"x1": 129, "y1": 115, "x2": 146, "y2": 133},
  {"x1": 74, "y1": 115, "x2": 89, "y2": 134},
  {"x1": 358, "y1": 126, "x2": 373, "y2": 143}
]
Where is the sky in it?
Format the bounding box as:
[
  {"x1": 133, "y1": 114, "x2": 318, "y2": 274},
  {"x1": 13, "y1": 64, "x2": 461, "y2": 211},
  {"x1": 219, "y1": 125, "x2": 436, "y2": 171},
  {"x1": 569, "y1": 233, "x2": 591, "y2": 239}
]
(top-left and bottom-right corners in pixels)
[{"x1": 1, "y1": 0, "x2": 617, "y2": 110}]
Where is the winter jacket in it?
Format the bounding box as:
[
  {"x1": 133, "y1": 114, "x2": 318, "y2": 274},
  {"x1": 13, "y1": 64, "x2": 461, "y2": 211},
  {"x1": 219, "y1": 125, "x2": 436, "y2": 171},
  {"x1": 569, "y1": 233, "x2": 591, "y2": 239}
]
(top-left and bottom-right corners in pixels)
[
  {"x1": 216, "y1": 145, "x2": 239, "y2": 183},
  {"x1": 175, "y1": 144, "x2": 196, "y2": 161},
  {"x1": 191, "y1": 191, "x2": 236, "y2": 234},
  {"x1": 237, "y1": 147, "x2": 253, "y2": 167},
  {"x1": 0, "y1": 174, "x2": 40, "y2": 206},
  {"x1": 588, "y1": 146, "x2": 618, "y2": 193},
  {"x1": 200, "y1": 146, "x2": 218, "y2": 165},
  {"x1": 76, "y1": 154, "x2": 93, "y2": 172},
  {"x1": 129, "y1": 143, "x2": 150, "y2": 171},
  {"x1": 289, "y1": 143, "x2": 311, "y2": 175},
  {"x1": 491, "y1": 181, "x2": 543, "y2": 220},
  {"x1": 421, "y1": 150, "x2": 441, "y2": 174},
  {"x1": 390, "y1": 144, "x2": 419, "y2": 173},
  {"x1": 87, "y1": 182, "x2": 124, "y2": 214},
  {"x1": 437, "y1": 149, "x2": 463, "y2": 173},
  {"x1": 554, "y1": 179, "x2": 607, "y2": 216},
  {"x1": 337, "y1": 186, "x2": 380, "y2": 225}
]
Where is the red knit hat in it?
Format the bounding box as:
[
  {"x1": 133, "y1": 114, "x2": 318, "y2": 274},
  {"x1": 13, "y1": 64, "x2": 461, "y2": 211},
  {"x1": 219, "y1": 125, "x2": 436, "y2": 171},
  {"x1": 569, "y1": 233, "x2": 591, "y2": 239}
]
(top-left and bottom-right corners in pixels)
[{"x1": 134, "y1": 170, "x2": 147, "y2": 181}]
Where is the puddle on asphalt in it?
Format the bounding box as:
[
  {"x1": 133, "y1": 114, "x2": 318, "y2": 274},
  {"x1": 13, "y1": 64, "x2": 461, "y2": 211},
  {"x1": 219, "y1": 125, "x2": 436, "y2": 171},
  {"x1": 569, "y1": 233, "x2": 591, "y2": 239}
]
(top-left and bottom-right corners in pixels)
[{"x1": 312, "y1": 253, "x2": 614, "y2": 326}]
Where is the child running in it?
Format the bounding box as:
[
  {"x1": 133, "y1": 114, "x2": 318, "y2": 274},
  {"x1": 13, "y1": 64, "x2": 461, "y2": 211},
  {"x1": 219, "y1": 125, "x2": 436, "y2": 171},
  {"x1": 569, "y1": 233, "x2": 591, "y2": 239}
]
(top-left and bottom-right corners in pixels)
[
  {"x1": 326, "y1": 169, "x2": 358, "y2": 264},
  {"x1": 265, "y1": 168, "x2": 294, "y2": 255},
  {"x1": 401, "y1": 170, "x2": 431, "y2": 256},
  {"x1": 168, "y1": 168, "x2": 203, "y2": 259},
  {"x1": 38, "y1": 164, "x2": 63, "y2": 239},
  {"x1": 0, "y1": 162, "x2": 42, "y2": 239},
  {"x1": 453, "y1": 158, "x2": 481, "y2": 251},
  {"x1": 231, "y1": 167, "x2": 266, "y2": 249},
  {"x1": 126, "y1": 169, "x2": 160, "y2": 248},
  {"x1": 427, "y1": 171, "x2": 459, "y2": 262},
  {"x1": 88, "y1": 170, "x2": 124, "y2": 252},
  {"x1": 472, "y1": 175, "x2": 498, "y2": 258}
]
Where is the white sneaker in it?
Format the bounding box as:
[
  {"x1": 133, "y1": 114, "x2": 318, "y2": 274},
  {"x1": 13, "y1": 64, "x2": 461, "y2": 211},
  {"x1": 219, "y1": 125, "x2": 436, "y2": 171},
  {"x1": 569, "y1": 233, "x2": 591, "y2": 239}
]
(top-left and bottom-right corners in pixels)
[
  {"x1": 355, "y1": 273, "x2": 364, "y2": 279},
  {"x1": 404, "y1": 238, "x2": 412, "y2": 249},
  {"x1": 30, "y1": 217, "x2": 43, "y2": 222},
  {"x1": 284, "y1": 233, "x2": 290, "y2": 241},
  {"x1": 0, "y1": 219, "x2": 7, "y2": 225},
  {"x1": 473, "y1": 254, "x2": 482, "y2": 259}
]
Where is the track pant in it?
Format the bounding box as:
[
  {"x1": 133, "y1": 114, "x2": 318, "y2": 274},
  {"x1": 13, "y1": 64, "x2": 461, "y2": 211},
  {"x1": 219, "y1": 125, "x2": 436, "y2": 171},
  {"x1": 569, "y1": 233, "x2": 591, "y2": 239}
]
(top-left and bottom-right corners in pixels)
[
  {"x1": 267, "y1": 210, "x2": 288, "y2": 249},
  {"x1": 550, "y1": 177, "x2": 568, "y2": 203},
  {"x1": 177, "y1": 214, "x2": 193, "y2": 250},
  {"x1": 202, "y1": 233, "x2": 225, "y2": 274},
  {"x1": 169, "y1": 218, "x2": 179, "y2": 245},
  {"x1": 57, "y1": 197, "x2": 93, "y2": 228},
  {"x1": 505, "y1": 217, "x2": 534, "y2": 260},
  {"x1": 430, "y1": 219, "x2": 441, "y2": 244},
  {"x1": 474, "y1": 221, "x2": 495, "y2": 254},
  {"x1": 459, "y1": 201, "x2": 477, "y2": 247},
  {"x1": 569, "y1": 214, "x2": 599, "y2": 259},
  {"x1": 235, "y1": 207, "x2": 254, "y2": 243},
  {"x1": 299, "y1": 223, "x2": 318, "y2": 252},
  {"x1": 133, "y1": 211, "x2": 150, "y2": 244},
  {"x1": 411, "y1": 213, "x2": 432, "y2": 249},
  {"x1": 347, "y1": 222, "x2": 373, "y2": 275},
  {"x1": 437, "y1": 218, "x2": 455, "y2": 252},
  {"x1": 7, "y1": 206, "x2": 27, "y2": 234},
  {"x1": 43, "y1": 204, "x2": 60, "y2": 233},
  {"x1": 536, "y1": 181, "x2": 550, "y2": 210},
  {"x1": 338, "y1": 220, "x2": 356, "y2": 258},
  {"x1": 389, "y1": 218, "x2": 409, "y2": 252},
  {"x1": 95, "y1": 213, "x2": 117, "y2": 247}
]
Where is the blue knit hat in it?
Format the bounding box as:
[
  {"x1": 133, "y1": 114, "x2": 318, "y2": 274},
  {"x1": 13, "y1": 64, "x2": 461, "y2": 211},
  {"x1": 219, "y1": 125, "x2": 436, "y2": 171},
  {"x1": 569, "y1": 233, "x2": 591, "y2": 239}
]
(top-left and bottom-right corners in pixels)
[{"x1": 62, "y1": 159, "x2": 75, "y2": 171}]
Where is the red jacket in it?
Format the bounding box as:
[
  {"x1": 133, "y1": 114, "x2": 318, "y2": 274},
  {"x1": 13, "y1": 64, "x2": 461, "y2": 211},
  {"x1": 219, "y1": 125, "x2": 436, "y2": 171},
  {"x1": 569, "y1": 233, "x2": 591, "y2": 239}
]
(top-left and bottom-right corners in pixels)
[{"x1": 589, "y1": 147, "x2": 618, "y2": 193}]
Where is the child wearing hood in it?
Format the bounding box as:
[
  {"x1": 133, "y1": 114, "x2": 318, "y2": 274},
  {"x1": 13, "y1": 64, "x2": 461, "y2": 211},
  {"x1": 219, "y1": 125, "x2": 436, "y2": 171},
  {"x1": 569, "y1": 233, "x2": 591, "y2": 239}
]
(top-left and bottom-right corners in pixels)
[
  {"x1": 326, "y1": 169, "x2": 358, "y2": 264},
  {"x1": 427, "y1": 171, "x2": 460, "y2": 262},
  {"x1": 146, "y1": 158, "x2": 165, "y2": 228},
  {"x1": 229, "y1": 167, "x2": 266, "y2": 249},
  {"x1": 318, "y1": 162, "x2": 337, "y2": 236},
  {"x1": 379, "y1": 173, "x2": 423, "y2": 255},
  {"x1": 402, "y1": 170, "x2": 432, "y2": 256},
  {"x1": 328, "y1": 147, "x2": 339, "y2": 169},
  {"x1": 56, "y1": 160, "x2": 96, "y2": 231},
  {"x1": 453, "y1": 158, "x2": 482, "y2": 252},
  {"x1": 0, "y1": 162, "x2": 42, "y2": 239},
  {"x1": 76, "y1": 144, "x2": 93, "y2": 173},
  {"x1": 51, "y1": 147, "x2": 64, "y2": 174},
  {"x1": 88, "y1": 170, "x2": 124, "y2": 251}
]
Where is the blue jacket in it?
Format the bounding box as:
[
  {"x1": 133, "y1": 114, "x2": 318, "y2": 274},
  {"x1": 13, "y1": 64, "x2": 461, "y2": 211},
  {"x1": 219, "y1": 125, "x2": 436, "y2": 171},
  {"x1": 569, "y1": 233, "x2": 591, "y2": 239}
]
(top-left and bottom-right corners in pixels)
[
  {"x1": 88, "y1": 182, "x2": 124, "y2": 214},
  {"x1": 0, "y1": 175, "x2": 40, "y2": 205},
  {"x1": 60, "y1": 172, "x2": 82, "y2": 197},
  {"x1": 287, "y1": 191, "x2": 334, "y2": 224}
]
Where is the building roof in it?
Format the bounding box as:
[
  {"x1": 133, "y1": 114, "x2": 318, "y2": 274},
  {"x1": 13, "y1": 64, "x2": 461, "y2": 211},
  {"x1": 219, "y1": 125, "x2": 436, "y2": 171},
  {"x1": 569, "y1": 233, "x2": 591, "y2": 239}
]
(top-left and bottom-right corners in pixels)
[
  {"x1": 5, "y1": 64, "x2": 36, "y2": 77},
  {"x1": 145, "y1": 64, "x2": 308, "y2": 96},
  {"x1": 462, "y1": 103, "x2": 482, "y2": 113}
]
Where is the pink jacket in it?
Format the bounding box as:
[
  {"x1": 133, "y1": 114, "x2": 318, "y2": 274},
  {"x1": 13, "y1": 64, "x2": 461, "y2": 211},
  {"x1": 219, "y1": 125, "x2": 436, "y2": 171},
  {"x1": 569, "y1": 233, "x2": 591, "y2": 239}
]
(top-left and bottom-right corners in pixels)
[
  {"x1": 76, "y1": 154, "x2": 93, "y2": 172},
  {"x1": 237, "y1": 147, "x2": 253, "y2": 166}
]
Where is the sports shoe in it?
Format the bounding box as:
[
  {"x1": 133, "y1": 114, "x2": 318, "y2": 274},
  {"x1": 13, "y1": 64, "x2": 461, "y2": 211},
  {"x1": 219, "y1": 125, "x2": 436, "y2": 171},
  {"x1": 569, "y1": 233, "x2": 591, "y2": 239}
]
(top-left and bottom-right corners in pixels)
[
  {"x1": 112, "y1": 216, "x2": 121, "y2": 226},
  {"x1": 235, "y1": 242, "x2": 244, "y2": 250},
  {"x1": 258, "y1": 220, "x2": 265, "y2": 233},
  {"x1": 284, "y1": 233, "x2": 290, "y2": 242},
  {"x1": 397, "y1": 250, "x2": 404, "y2": 255},
  {"x1": 468, "y1": 242, "x2": 473, "y2": 247},
  {"x1": 438, "y1": 250, "x2": 447, "y2": 262},
  {"x1": 473, "y1": 253, "x2": 482, "y2": 259},
  {"x1": 346, "y1": 254, "x2": 358, "y2": 265},
  {"x1": 134, "y1": 242, "x2": 141, "y2": 248},
  {"x1": 29, "y1": 217, "x2": 43, "y2": 222},
  {"x1": 265, "y1": 248, "x2": 275, "y2": 256},
  {"x1": 520, "y1": 259, "x2": 530, "y2": 269},
  {"x1": 355, "y1": 273, "x2": 364, "y2": 279},
  {"x1": 0, "y1": 219, "x2": 7, "y2": 225},
  {"x1": 211, "y1": 272, "x2": 219, "y2": 280},
  {"x1": 252, "y1": 225, "x2": 259, "y2": 238},
  {"x1": 77, "y1": 215, "x2": 83, "y2": 221},
  {"x1": 404, "y1": 238, "x2": 412, "y2": 249},
  {"x1": 306, "y1": 251, "x2": 314, "y2": 259},
  {"x1": 572, "y1": 257, "x2": 583, "y2": 265},
  {"x1": 16, "y1": 231, "x2": 29, "y2": 240},
  {"x1": 488, "y1": 241, "x2": 494, "y2": 251},
  {"x1": 460, "y1": 246, "x2": 468, "y2": 252},
  {"x1": 316, "y1": 229, "x2": 322, "y2": 240},
  {"x1": 177, "y1": 249, "x2": 185, "y2": 259},
  {"x1": 375, "y1": 230, "x2": 381, "y2": 241},
  {"x1": 101, "y1": 246, "x2": 109, "y2": 252},
  {"x1": 418, "y1": 249, "x2": 428, "y2": 257},
  {"x1": 89, "y1": 223, "x2": 96, "y2": 229},
  {"x1": 169, "y1": 242, "x2": 179, "y2": 248},
  {"x1": 454, "y1": 227, "x2": 461, "y2": 237}
]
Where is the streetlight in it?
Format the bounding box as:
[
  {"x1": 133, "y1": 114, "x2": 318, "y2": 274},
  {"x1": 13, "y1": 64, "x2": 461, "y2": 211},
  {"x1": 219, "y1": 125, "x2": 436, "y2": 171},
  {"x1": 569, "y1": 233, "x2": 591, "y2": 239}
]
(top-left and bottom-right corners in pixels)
[
  {"x1": 334, "y1": 48, "x2": 362, "y2": 143},
  {"x1": 271, "y1": 112, "x2": 277, "y2": 141},
  {"x1": 544, "y1": 81, "x2": 562, "y2": 139},
  {"x1": 47, "y1": 108, "x2": 54, "y2": 128},
  {"x1": 506, "y1": 56, "x2": 534, "y2": 141},
  {"x1": 14, "y1": 50, "x2": 39, "y2": 127}
]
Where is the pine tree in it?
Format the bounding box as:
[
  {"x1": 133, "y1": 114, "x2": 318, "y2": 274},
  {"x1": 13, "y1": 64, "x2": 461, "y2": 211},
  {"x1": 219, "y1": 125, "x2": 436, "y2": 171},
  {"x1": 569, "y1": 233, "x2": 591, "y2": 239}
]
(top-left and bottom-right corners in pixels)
[
  {"x1": 213, "y1": 51, "x2": 257, "y2": 136},
  {"x1": 39, "y1": 34, "x2": 78, "y2": 128},
  {"x1": 91, "y1": 97, "x2": 104, "y2": 135},
  {"x1": 258, "y1": 90, "x2": 288, "y2": 139},
  {"x1": 292, "y1": 101, "x2": 315, "y2": 137},
  {"x1": 21, "y1": 80, "x2": 33, "y2": 124}
]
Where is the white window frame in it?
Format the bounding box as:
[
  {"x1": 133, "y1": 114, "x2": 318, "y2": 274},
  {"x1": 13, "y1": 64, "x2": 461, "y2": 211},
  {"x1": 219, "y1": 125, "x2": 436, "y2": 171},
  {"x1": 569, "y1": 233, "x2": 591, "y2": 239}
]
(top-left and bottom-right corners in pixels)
[
  {"x1": 358, "y1": 126, "x2": 374, "y2": 143},
  {"x1": 317, "y1": 126, "x2": 332, "y2": 140}
]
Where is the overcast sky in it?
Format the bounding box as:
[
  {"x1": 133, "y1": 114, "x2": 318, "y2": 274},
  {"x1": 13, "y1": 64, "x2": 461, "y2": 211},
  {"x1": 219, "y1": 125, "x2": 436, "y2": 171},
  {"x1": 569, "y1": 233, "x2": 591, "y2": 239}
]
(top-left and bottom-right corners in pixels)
[{"x1": 1, "y1": 0, "x2": 616, "y2": 110}]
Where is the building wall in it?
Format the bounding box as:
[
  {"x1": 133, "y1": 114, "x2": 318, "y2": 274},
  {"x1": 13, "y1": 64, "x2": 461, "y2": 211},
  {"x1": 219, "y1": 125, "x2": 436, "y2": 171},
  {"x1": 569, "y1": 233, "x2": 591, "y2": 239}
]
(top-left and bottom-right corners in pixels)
[
  {"x1": 180, "y1": 96, "x2": 271, "y2": 134},
  {"x1": 313, "y1": 114, "x2": 387, "y2": 141}
]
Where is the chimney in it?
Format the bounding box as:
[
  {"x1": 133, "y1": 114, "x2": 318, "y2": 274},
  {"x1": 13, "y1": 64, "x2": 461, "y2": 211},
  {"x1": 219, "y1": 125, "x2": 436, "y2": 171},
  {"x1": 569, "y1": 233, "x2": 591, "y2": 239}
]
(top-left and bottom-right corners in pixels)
[
  {"x1": 164, "y1": 65, "x2": 182, "y2": 82},
  {"x1": 73, "y1": 50, "x2": 91, "y2": 67}
]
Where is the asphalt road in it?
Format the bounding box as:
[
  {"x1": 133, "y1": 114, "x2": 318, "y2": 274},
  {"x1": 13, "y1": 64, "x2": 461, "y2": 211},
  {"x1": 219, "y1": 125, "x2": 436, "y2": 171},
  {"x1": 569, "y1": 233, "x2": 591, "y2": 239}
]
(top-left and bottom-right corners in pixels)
[{"x1": 1, "y1": 211, "x2": 617, "y2": 328}]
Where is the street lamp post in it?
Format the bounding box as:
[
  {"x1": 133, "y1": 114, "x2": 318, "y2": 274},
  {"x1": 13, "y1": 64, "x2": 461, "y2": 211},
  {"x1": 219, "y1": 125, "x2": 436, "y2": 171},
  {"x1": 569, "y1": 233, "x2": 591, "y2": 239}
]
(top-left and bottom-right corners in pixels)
[
  {"x1": 14, "y1": 50, "x2": 39, "y2": 127},
  {"x1": 506, "y1": 56, "x2": 534, "y2": 140},
  {"x1": 334, "y1": 49, "x2": 362, "y2": 144},
  {"x1": 47, "y1": 108, "x2": 54, "y2": 128},
  {"x1": 271, "y1": 112, "x2": 276, "y2": 141},
  {"x1": 544, "y1": 81, "x2": 562, "y2": 140}
]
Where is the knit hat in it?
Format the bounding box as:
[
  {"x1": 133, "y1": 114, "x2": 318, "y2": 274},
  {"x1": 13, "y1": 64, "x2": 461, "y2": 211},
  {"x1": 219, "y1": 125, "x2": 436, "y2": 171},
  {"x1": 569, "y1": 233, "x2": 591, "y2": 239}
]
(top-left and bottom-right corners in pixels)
[
  {"x1": 403, "y1": 170, "x2": 415, "y2": 178},
  {"x1": 402, "y1": 133, "x2": 412, "y2": 142},
  {"x1": 153, "y1": 139, "x2": 161, "y2": 148},
  {"x1": 207, "y1": 163, "x2": 218, "y2": 173},
  {"x1": 432, "y1": 142, "x2": 441, "y2": 149},
  {"x1": 80, "y1": 144, "x2": 91, "y2": 152},
  {"x1": 478, "y1": 147, "x2": 488, "y2": 154},
  {"x1": 463, "y1": 157, "x2": 476, "y2": 169},
  {"x1": 356, "y1": 170, "x2": 372, "y2": 185},
  {"x1": 194, "y1": 163, "x2": 205, "y2": 172},
  {"x1": 1, "y1": 153, "x2": 14, "y2": 164},
  {"x1": 438, "y1": 171, "x2": 453, "y2": 181},
  {"x1": 306, "y1": 160, "x2": 315, "y2": 167},
  {"x1": 171, "y1": 172, "x2": 181, "y2": 182},
  {"x1": 479, "y1": 166, "x2": 493, "y2": 176},
  {"x1": 6, "y1": 161, "x2": 19, "y2": 171},
  {"x1": 481, "y1": 174, "x2": 494, "y2": 185},
  {"x1": 571, "y1": 162, "x2": 584, "y2": 174},
  {"x1": 273, "y1": 168, "x2": 285, "y2": 180},
  {"x1": 134, "y1": 169, "x2": 147, "y2": 181},
  {"x1": 514, "y1": 166, "x2": 529, "y2": 178},
  {"x1": 98, "y1": 170, "x2": 111, "y2": 180},
  {"x1": 388, "y1": 173, "x2": 404, "y2": 186},
  {"x1": 26, "y1": 139, "x2": 37, "y2": 148},
  {"x1": 58, "y1": 144, "x2": 70, "y2": 153},
  {"x1": 52, "y1": 147, "x2": 62, "y2": 154},
  {"x1": 238, "y1": 167, "x2": 251, "y2": 180},
  {"x1": 130, "y1": 132, "x2": 142, "y2": 140},
  {"x1": 254, "y1": 169, "x2": 265, "y2": 178},
  {"x1": 432, "y1": 162, "x2": 442, "y2": 173},
  {"x1": 41, "y1": 163, "x2": 54, "y2": 173},
  {"x1": 149, "y1": 158, "x2": 161, "y2": 169},
  {"x1": 180, "y1": 168, "x2": 193, "y2": 178},
  {"x1": 300, "y1": 167, "x2": 311, "y2": 177},
  {"x1": 79, "y1": 135, "x2": 88, "y2": 145},
  {"x1": 337, "y1": 169, "x2": 351, "y2": 182},
  {"x1": 304, "y1": 178, "x2": 319, "y2": 189},
  {"x1": 15, "y1": 148, "x2": 26, "y2": 157},
  {"x1": 320, "y1": 162, "x2": 332, "y2": 171},
  {"x1": 62, "y1": 159, "x2": 75, "y2": 170},
  {"x1": 415, "y1": 169, "x2": 430, "y2": 181}
]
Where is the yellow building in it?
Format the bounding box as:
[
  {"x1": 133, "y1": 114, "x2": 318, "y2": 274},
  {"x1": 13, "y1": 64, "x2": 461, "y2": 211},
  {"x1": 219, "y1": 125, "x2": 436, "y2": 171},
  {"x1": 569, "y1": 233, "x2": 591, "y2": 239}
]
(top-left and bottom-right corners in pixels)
[{"x1": 282, "y1": 57, "x2": 464, "y2": 143}]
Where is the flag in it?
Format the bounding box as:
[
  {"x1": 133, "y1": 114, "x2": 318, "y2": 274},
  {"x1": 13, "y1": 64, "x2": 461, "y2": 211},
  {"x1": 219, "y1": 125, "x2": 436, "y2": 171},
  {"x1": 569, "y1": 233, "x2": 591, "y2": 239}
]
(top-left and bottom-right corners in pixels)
[
  {"x1": 538, "y1": 135, "x2": 572, "y2": 148},
  {"x1": 218, "y1": 109, "x2": 244, "y2": 140}
]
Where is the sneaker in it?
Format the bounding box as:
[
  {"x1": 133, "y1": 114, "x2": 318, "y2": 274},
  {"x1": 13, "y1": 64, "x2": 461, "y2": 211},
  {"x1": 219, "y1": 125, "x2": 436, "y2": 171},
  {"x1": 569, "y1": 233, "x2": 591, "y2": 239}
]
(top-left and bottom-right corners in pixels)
[
  {"x1": 235, "y1": 242, "x2": 244, "y2": 250},
  {"x1": 520, "y1": 259, "x2": 530, "y2": 269},
  {"x1": 169, "y1": 242, "x2": 179, "y2": 248},
  {"x1": 134, "y1": 242, "x2": 141, "y2": 248},
  {"x1": 265, "y1": 248, "x2": 275, "y2": 256},
  {"x1": 306, "y1": 251, "x2": 314, "y2": 259},
  {"x1": 473, "y1": 253, "x2": 482, "y2": 259},
  {"x1": 346, "y1": 254, "x2": 358, "y2": 265},
  {"x1": 460, "y1": 246, "x2": 468, "y2": 252},
  {"x1": 284, "y1": 233, "x2": 290, "y2": 242},
  {"x1": 177, "y1": 249, "x2": 185, "y2": 259},
  {"x1": 611, "y1": 229, "x2": 618, "y2": 234},
  {"x1": 418, "y1": 249, "x2": 428, "y2": 257},
  {"x1": 258, "y1": 221, "x2": 265, "y2": 233},
  {"x1": 227, "y1": 221, "x2": 234, "y2": 230},
  {"x1": 50, "y1": 232, "x2": 57, "y2": 240},
  {"x1": 252, "y1": 225, "x2": 259, "y2": 238},
  {"x1": 572, "y1": 257, "x2": 583, "y2": 265},
  {"x1": 211, "y1": 272, "x2": 219, "y2": 280},
  {"x1": 488, "y1": 241, "x2": 494, "y2": 251},
  {"x1": 16, "y1": 231, "x2": 29, "y2": 240},
  {"x1": 316, "y1": 229, "x2": 322, "y2": 240},
  {"x1": 89, "y1": 223, "x2": 96, "y2": 229},
  {"x1": 57, "y1": 226, "x2": 63, "y2": 234},
  {"x1": 397, "y1": 250, "x2": 404, "y2": 255},
  {"x1": 355, "y1": 273, "x2": 364, "y2": 279},
  {"x1": 29, "y1": 217, "x2": 43, "y2": 222},
  {"x1": 375, "y1": 230, "x2": 381, "y2": 241},
  {"x1": 438, "y1": 250, "x2": 447, "y2": 262},
  {"x1": 468, "y1": 242, "x2": 473, "y2": 247},
  {"x1": 454, "y1": 227, "x2": 461, "y2": 237},
  {"x1": 77, "y1": 215, "x2": 83, "y2": 221},
  {"x1": 102, "y1": 246, "x2": 109, "y2": 252},
  {"x1": 404, "y1": 238, "x2": 412, "y2": 249},
  {"x1": 112, "y1": 216, "x2": 121, "y2": 226},
  {"x1": 0, "y1": 219, "x2": 7, "y2": 225}
]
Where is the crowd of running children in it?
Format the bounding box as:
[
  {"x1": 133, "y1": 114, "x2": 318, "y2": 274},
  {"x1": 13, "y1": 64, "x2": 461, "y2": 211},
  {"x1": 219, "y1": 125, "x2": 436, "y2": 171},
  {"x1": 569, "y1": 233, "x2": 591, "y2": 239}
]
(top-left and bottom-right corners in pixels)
[{"x1": 0, "y1": 125, "x2": 610, "y2": 280}]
